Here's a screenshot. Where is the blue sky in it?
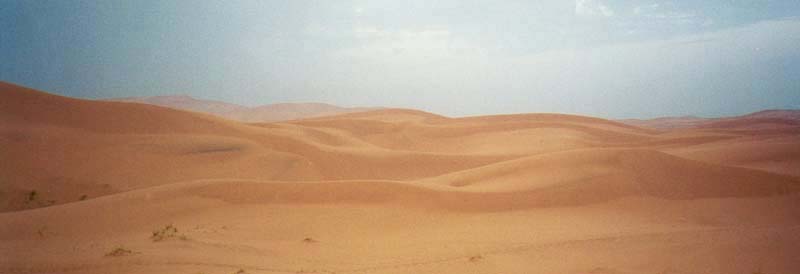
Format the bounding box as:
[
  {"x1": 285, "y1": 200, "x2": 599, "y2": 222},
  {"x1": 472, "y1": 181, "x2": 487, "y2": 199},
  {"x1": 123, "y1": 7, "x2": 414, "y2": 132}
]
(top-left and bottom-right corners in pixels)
[{"x1": 2, "y1": 0, "x2": 799, "y2": 119}]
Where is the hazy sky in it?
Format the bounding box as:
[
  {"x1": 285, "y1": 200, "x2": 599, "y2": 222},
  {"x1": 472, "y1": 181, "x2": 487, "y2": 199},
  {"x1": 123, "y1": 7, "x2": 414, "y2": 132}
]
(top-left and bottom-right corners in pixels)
[{"x1": 2, "y1": 0, "x2": 800, "y2": 119}]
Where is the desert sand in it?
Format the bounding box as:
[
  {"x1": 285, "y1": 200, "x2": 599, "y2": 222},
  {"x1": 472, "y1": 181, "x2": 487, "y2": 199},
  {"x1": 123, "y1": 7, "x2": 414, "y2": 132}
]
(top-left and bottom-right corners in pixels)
[
  {"x1": 2, "y1": 81, "x2": 800, "y2": 274},
  {"x1": 108, "y1": 95, "x2": 377, "y2": 123},
  {"x1": 619, "y1": 110, "x2": 800, "y2": 130}
]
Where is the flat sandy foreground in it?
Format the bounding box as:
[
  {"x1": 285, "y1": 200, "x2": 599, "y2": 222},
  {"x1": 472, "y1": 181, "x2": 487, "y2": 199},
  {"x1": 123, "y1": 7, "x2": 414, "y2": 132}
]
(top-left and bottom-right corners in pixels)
[{"x1": 2, "y1": 81, "x2": 800, "y2": 274}]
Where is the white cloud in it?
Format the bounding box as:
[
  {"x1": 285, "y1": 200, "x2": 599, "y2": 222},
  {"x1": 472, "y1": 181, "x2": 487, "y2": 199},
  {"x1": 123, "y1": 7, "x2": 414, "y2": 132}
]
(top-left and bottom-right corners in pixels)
[
  {"x1": 491, "y1": 18, "x2": 800, "y2": 118},
  {"x1": 343, "y1": 25, "x2": 487, "y2": 60},
  {"x1": 633, "y1": 3, "x2": 700, "y2": 25},
  {"x1": 576, "y1": 0, "x2": 614, "y2": 17},
  {"x1": 633, "y1": 3, "x2": 659, "y2": 16}
]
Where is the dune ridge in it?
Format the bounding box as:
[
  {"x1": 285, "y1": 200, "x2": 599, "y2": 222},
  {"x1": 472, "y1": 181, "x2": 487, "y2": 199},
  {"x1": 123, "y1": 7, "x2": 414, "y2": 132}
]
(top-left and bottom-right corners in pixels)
[
  {"x1": 618, "y1": 109, "x2": 800, "y2": 130},
  {"x1": 107, "y1": 94, "x2": 378, "y2": 123},
  {"x1": 3, "y1": 81, "x2": 800, "y2": 274}
]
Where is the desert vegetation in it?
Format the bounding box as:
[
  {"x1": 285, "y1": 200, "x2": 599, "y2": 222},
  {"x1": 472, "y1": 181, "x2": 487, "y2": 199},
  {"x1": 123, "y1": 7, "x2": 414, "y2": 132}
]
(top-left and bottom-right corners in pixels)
[
  {"x1": 151, "y1": 224, "x2": 187, "y2": 242},
  {"x1": 105, "y1": 247, "x2": 135, "y2": 257}
]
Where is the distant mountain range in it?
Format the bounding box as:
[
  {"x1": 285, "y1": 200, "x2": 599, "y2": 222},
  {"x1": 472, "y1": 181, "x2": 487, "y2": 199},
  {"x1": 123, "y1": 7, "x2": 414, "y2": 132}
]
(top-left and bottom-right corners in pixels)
[{"x1": 105, "y1": 95, "x2": 379, "y2": 123}]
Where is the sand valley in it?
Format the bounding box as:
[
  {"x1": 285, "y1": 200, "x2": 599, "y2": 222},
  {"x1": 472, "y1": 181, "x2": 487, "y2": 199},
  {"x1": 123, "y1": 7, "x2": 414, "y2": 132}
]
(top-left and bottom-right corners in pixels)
[{"x1": 2, "y1": 81, "x2": 800, "y2": 274}]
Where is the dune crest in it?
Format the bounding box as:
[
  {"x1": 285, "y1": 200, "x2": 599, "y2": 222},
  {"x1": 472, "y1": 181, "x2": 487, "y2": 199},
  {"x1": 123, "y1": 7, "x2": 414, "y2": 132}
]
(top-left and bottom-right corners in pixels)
[
  {"x1": 3, "y1": 82, "x2": 800, "y2": 274},
  {"x1": 107, "y1": 94, "x2": 378, "y2": 123}
]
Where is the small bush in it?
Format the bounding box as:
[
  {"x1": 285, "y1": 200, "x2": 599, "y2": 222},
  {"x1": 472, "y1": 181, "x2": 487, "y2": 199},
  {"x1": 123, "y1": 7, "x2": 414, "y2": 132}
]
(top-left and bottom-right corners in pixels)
[
  {"x1": 36, "y1": 226, "x2": 47, "y2": 237},
  {"x1": 468, "y1": 255, "x2": 483, "y2": 262},
  {"x1": 302, "y1": 237, "x2": 317, "y2": 243},
  {"x1": 151, "y1": 224, "x2": 187, "y2": 242},
  {"x1": 27, "y1": 190, "x2": 37, "y2": 202},
  {"x1": 80, "y1": 194, "x2": 88, "y2": 201},
  {"x1": 105, "y1": 247, "x2": 134, "y2": 257}
]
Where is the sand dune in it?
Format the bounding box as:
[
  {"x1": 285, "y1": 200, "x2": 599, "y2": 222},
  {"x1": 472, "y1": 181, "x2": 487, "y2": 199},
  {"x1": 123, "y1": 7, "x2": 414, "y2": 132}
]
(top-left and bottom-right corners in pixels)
[
  {"x1": 618, "y1": 109, "x2": 800, "y2": 130},
  {"x1": 2, "y1": 82, "x2": 244, "y2": 134},
  {"x1": 419, "y1": 149, "x2": 799, "y2": 198},
  {"x1": 108, "y1": 94, "x2": 378, "y2": 123},
  {"x1": 109, "y1": 95, "x2": 248, "y2": 117},
  {"x1": 3, "y1": 81, "x2": 800, "y2": 274}
]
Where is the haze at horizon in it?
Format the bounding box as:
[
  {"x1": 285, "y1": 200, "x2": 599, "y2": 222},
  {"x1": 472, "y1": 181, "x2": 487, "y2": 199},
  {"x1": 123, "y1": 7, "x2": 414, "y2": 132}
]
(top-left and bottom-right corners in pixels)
[{"x1": 2, "y1": 0, "x2": 800, "y2": 119}]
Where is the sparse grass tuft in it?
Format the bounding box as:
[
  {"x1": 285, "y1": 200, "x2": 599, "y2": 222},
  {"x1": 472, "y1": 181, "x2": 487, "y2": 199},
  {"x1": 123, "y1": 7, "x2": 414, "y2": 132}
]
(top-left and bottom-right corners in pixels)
[
  {"x1": 79, "y1": 194, "x2": 88, "y2": 201},
  {"x1": 468, "y1": 255, "x2": 483, "y2": 262},
  {"x1": 105, "y1": 246, "x2": 135, "y2": 257},
  {"x1": 295, "y1": 270, "x2": 333, "y2": 274},
  {"x1": 36, "y1": 226, "x2": 47, "y2": 237},
  {"x1": 234, "y1": 269, "x2": 246, "y2": 274},
  {"x1": 151, "y1": 224, "x2": 188, "y2": 242},
  {"x1": 302, "y1": 237, "x2": 317, "y2": 243},
  {"x1": 23, "y1": 190, "x2": 56, "y2": 207}
]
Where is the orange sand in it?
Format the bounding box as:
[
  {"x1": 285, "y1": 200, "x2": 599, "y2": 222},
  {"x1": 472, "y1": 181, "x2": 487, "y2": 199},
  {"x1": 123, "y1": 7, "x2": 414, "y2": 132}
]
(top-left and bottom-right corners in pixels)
[{"x1": 2, "y1": 81, "x2": 799, "y2": 274}]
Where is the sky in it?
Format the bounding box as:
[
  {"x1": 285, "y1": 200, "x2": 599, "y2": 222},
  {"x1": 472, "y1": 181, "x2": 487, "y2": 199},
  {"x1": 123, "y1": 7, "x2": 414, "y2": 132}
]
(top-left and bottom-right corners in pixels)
[{"x1": 2, "y1": 0, "x2": 800, "y2": 119}]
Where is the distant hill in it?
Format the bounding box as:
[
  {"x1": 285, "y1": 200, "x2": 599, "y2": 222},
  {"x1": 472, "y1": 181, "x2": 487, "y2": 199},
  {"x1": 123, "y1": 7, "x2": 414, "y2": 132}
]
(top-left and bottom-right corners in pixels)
[
  {"x1": 617, "y1": 116, "x2": 707, "y2": 130},
  {"x1": 618, "y1": 109, "x2": 800, "y2": 130},
  {"x1": 106, "y1": 95, "x2": 378, "y2": 123}
]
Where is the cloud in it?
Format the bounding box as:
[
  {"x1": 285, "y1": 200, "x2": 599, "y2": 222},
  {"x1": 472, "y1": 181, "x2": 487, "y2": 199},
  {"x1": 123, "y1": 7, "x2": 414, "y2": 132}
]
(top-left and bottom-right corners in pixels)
[
  {"x1": 576, "y1": 0, "x2": 614, "y2": 17},
  {"x1": 633, "y1": 2, "x2": 700, "y2": 25},
  {"x1": 633, "y1": 3, "x2": 659, "y2": 16},
  {"x1": 321, "y1": 18, "x2": 800, "y2": 117},
  {"x1": 342, "y1": 25, "x2": 486, "y2": 60},
  {"x1": 493, "y1": 18, "x2": 800, "y2": 118}
]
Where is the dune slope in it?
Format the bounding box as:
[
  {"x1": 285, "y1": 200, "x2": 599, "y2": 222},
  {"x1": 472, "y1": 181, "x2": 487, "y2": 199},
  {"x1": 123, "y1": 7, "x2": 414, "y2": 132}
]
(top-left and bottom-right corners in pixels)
[
  {"x1": 108, "y1": 94, "x2": 377, "y2": 123},
  {"x1": 2, "y1": 82, "x2": 800, "y2": 274}
]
